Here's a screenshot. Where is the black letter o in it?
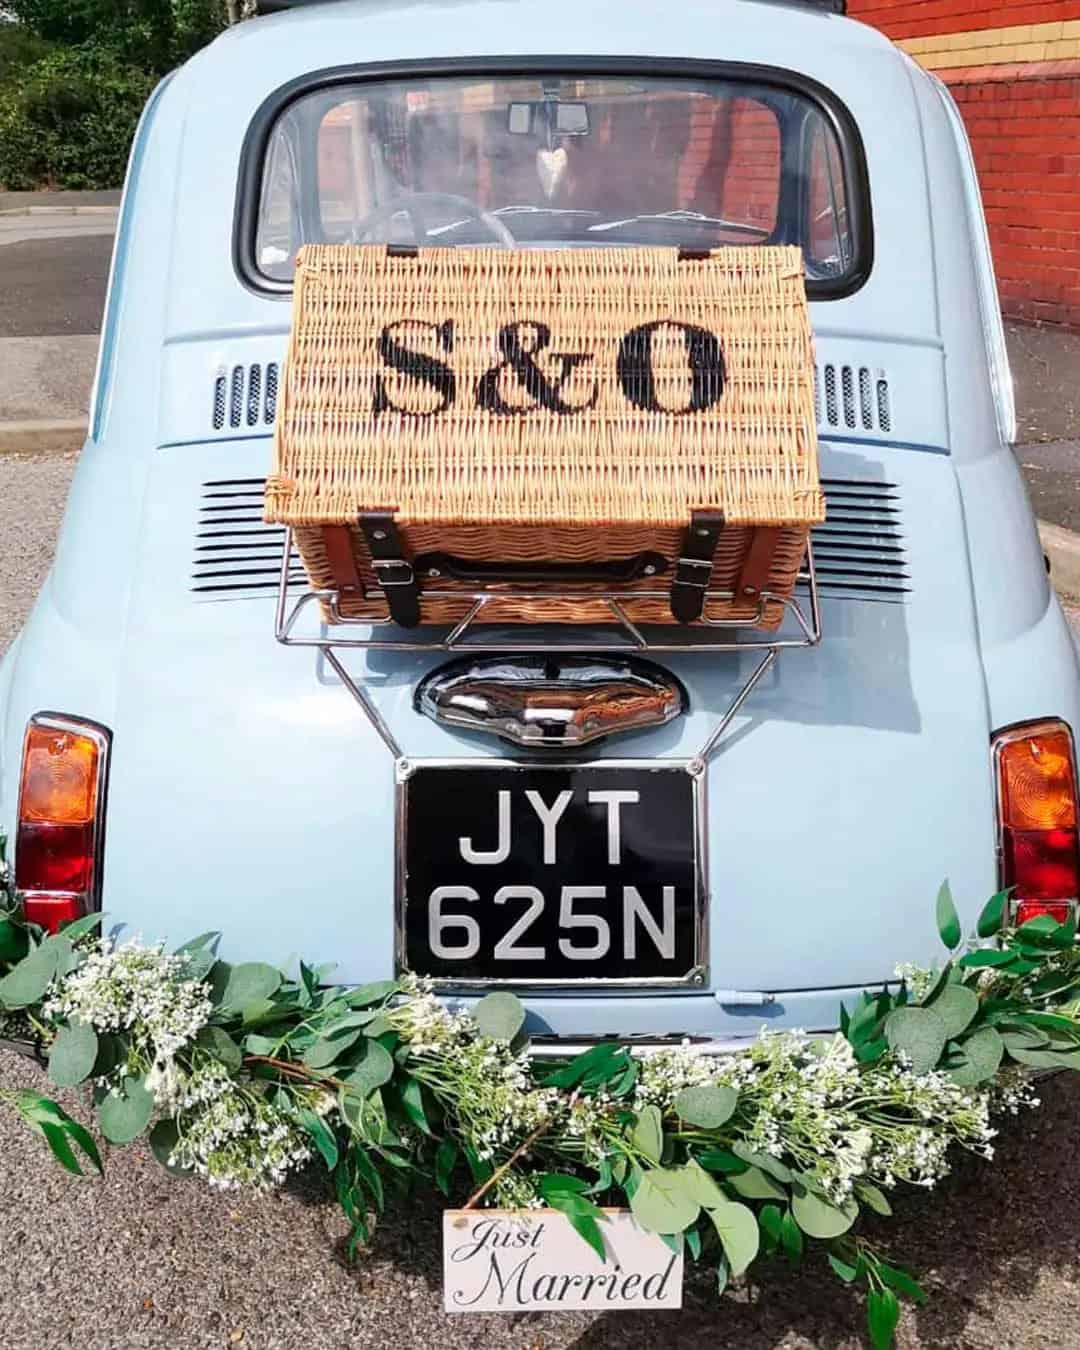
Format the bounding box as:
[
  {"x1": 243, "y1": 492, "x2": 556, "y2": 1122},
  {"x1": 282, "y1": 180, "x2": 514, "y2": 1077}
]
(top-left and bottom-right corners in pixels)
[{"x1": 616, "y1": 320, "x2": 726, "y2": 413}]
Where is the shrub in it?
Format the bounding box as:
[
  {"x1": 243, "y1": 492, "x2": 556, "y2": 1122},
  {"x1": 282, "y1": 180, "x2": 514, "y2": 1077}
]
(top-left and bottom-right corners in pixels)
[
  {"x1": 0, "y1": 48, "x2": 156, "y2": 190},
  {"x1": 0, "y1": 23, "x2": 53, "y2": 90}
]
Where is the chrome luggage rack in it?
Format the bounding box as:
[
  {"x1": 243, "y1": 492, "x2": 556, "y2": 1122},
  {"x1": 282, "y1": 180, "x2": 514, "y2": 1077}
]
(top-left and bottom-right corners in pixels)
[{"x1": 273, "y1": 528, "x2": 823, "y2": 763}]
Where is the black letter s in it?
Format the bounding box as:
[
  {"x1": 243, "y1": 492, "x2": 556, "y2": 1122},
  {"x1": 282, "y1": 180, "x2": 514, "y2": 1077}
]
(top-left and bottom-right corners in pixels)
[{"x1": 374, "y1": 319, "x2": 456, "y2": 416}]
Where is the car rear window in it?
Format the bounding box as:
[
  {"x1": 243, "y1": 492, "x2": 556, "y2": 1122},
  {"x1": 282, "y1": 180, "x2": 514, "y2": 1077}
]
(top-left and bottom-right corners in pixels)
[{"x1": 247, "y1": 69, "x2": 867, "y2": 294}]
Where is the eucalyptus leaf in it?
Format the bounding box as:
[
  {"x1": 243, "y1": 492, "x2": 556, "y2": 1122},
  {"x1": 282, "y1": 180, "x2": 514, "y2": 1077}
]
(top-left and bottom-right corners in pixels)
[
  {"x1": 0, "y1": 942, "x2": 61, "y2": 1008},
  {"x1": 207, "y1": 961, "x2": 232, "y2": 1006},
  {"x1": 398, "y1": 1075, "x2": 434, "y2": 1136},
  {"x1": 243, "y1": 1033, "x2": 280, "y2": 1056},
  {"x1": 630, "y1": 1104, "x2": 664, "y2": 1164},
  {"x1": 90, "y1": 1032, "x2": 127, "y2": 1079},
  {"x1": 758, "y1": 1203, "x2": 783, "y2": 1245},
  {"x1": 791, "y1": 1188, "x2": 858, "y2": 1239},
  {"x1": 924, "y1": 984, "x2": 979, "y2": 1039},
  {"x1": 732, "y1": 1142, "x2": 793, "y2": 1183},
  {"x1": 673, "y1": 1084, "x2": 737, "y2": 1129},
  {"x1": 304, "y1": 1028, "x2": 363, "y2": 1069},
  {"x1": 298, "y1": 1107, "x2": 340, "y2": 1170},
  {"x1": 779, "y1": 1210, "x2": 804, "y2": 1263},
  {"x1": 854, "y1": 1180, "x2": 892, "y2": 1216},
  {"x1": 435, "y1": 1138, "x2": 458, "y2": 1196},
  {"x1": 884, "y1": 1006, "x2": 948, "y2": 1075},
  {"x1": 341, "y1": 1039, "x2": 395, "y2": 1097},
  {"x1": 936, "y1": 880, "x2": 962, "y2": 950},
  {"x1": 346, "y1": 980, "x2": 399, "y2": 1008},
  {"x1": 678, "y1": 1162, "x2": 726, "y2": 1208},
  {"x1": 958, "y1": 948, "x2": 1014, "y2": 969},
  {"x1": 149, "y1": 1118, "x2": 193, "y2": 1176},
  {"x1": 696, "y1": 1148, "x2": 748, "y2": 1175},
  {"x1": 195, "y1": 1026, "x2": 243, "y2": 1072},
  {"x1": 728, "y1": 1165, "x2": 787, "y2": 1202},
  {"x1": 51, "y1": 912, "x2": 104, "y2": 944},
  {"x1": 174, "y1": 930, "x2": 220, "y2": 955},
  {"x1": 0, "y1": 917, "x2": 29, "y2": 964},
  {"x1": 705, "y1": 1198, "x2": 759, "y2": 1277},
  {"x1": 16, "y1": 1092, "x2": 102, "y2": 1175},
  {"x1": 1005, "y1": 1042, "x2": 1080, "y2": 1070},
  {"x1": 98, "y1": 1076, "x2": 154, "y2": 1144},
  {"x1": 948, "y1": 1025, "x2": 1004, "y2": 1086},
  {"x1": 878, "y1": 1262, "x2": 929, "y2": 1305},
  {"x1": 474, "y1": 991, "x2": 525, "y2": 1042},
  {"x1": 867, "y1": 1287, "x2": 901, "y2": 1350},
  {"x1": 828, "y1": 1250, "x2": 859, "y2": 1283},
  {"x1": 220, "y1": 962, "x2": 282, "y2": 1010},
  {"x1": 976, "y1": 889, "x2": 1009, "y2": 938},
  {"x1": 628, "y1": 1167, "x2": 701, "y2": 1234},
  {"x1": 47, "y1": 1020, "x2": 99, "y2": 1088}
]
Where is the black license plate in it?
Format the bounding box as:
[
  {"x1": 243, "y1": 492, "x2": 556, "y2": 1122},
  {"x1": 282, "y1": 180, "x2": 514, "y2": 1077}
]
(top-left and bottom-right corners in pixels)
[{"x1": 398, "y1": 762, "x2": 704, "y2": 985}]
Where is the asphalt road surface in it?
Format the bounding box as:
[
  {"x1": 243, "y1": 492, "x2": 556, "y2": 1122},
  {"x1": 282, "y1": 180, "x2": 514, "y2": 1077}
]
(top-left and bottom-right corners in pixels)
[
  {"x1": 0, "y1": 231, "x2": 113, "y2": 337},
  {"x1": 3, "y1": 450, "x2": 1080, "y2": 1349}
]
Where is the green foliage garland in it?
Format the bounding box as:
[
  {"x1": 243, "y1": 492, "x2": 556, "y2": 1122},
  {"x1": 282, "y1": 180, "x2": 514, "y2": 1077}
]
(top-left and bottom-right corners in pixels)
[{"x1": 1, "y1": 836, "x2": 1078, "y2": 1349}]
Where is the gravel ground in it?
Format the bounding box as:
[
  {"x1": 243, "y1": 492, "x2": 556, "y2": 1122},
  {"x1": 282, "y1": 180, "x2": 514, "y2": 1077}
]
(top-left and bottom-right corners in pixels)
[
  {"x1": 2, "y1": 1046, "x2": 1080, "y2": 1350},
  {"x1": 3, "y1": 454, "x2": 1080, "y2": 1348},
  {"x1": 0, "y1": 451, "x2": 77, "y2": 653}
]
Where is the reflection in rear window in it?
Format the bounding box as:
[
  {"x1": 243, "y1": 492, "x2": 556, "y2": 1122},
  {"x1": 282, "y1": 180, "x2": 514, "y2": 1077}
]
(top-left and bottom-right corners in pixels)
[{"x1": 255, "y1": 73, "x2": 855, "y2": 286}]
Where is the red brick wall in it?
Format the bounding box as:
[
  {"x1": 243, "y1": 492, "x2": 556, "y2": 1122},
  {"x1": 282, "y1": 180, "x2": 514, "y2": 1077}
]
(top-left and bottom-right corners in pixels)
[
  {"x1": 951, "y1": 72, "x2": 1080, "y2": 326},
  {"x1": 850, "y1": 0, "x2": 1080, "y2": 327},
  {"x1": 853, "y1": 0, "x2": 1080, "y2": 41}
]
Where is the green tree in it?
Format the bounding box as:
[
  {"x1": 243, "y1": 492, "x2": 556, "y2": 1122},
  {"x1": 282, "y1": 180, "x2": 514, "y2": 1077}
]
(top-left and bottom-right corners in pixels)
[{"x1": 3, "y1": 1, "x2": 229, "y2": 75}]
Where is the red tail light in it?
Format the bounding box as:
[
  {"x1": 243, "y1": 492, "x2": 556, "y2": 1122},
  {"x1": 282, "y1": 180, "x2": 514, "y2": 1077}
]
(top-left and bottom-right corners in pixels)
[
  {"x1": 15, "y1": 715, "x2": 109, "y2": 934},
  {"x1": 994, "y1": 720, "x2": 1079, "y2": 925}
]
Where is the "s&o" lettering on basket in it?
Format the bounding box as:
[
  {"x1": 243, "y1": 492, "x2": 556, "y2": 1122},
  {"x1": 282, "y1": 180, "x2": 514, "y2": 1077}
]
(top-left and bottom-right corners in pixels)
[{"x1": 371, "y1": 317, "x2": 727, "y2": 418}]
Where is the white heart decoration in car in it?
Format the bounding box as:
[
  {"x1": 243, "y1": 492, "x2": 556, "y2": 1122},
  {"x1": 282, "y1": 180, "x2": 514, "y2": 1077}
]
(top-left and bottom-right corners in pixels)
[{"x1": 536, "y1": 146, "x2": 568, "y2": 199}]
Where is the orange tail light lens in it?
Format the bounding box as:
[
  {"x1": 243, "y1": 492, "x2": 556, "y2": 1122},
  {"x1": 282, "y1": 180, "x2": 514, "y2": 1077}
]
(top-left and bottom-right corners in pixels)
[
  {"x1": 16, "y1": 715, "x2": 109, "y2": 934},
  {"x1": 994, "y1": 719, "x2": 1079, "y2": 922}
]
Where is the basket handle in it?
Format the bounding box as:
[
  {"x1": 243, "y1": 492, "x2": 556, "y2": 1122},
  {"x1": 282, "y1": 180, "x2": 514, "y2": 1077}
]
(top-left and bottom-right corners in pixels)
[{"x1": 413, "y1": 552, "x2": 670, "y2": 585}]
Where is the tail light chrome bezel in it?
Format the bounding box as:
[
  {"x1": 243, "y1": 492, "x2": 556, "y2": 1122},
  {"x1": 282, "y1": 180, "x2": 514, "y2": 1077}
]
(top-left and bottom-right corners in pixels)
[
  {"x1": 992, "y1": 717, "x2": 1079, "y2": 923},
  {"x1": 15, "y1": 712, "x2": 111, "y2": 925}
]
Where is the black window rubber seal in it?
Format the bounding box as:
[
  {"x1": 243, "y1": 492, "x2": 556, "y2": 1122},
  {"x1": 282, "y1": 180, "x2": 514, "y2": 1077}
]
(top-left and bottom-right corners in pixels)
[{"x1": 232, "y1": 54, "x2": 874, "y2": 302}]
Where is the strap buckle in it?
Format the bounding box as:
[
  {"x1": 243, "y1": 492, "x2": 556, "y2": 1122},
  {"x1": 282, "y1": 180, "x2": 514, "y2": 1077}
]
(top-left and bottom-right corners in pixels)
[{"x1": 372, "y1": 559, "x2": 416, "y2": 587}]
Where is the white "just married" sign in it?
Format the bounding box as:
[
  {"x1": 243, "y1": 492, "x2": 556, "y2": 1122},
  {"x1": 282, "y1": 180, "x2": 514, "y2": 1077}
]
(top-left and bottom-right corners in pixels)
[{"x1": 442, "y1": 1209, "x2": 683, "y2": 1313}]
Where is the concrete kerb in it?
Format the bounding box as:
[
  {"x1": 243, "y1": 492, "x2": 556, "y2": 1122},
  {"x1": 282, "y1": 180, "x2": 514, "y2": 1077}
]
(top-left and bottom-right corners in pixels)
[
  {"x1": 0, "y1": 420, "x2": 86, "y2": 455},
  {"x1": 0, "y1": 206, "x2": 118, "y2": 218}
]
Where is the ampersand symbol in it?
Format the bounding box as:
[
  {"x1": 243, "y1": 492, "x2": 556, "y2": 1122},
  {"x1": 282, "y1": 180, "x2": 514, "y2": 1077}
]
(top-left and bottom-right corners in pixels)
[{"x1": 475, "y1": 322, "x2": 598, "y2": 415}]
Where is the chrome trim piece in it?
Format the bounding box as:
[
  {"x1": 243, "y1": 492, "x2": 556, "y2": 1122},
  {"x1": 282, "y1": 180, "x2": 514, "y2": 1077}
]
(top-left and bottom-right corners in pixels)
[
  {"x1": 526, "y1": 1032, "x2": 832, "y2": 1059},
  {"x1": 393, "y1": 756, "x2": 709, "y2": 991},
  {"x1": 274, "y1": 532, "x2": 822, "y2": 765},
  {"x1": 414, "y1": 654, "x2": 687, "y2": 749},
  {"x1": 275, "y1": 526, "x2": 822, "y2": 655}
]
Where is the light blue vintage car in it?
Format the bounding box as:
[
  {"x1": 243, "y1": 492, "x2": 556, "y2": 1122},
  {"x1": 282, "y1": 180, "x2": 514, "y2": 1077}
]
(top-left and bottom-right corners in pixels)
[{"x1": 2, "y1": 0, "x2": 1077, "y2": 1050}]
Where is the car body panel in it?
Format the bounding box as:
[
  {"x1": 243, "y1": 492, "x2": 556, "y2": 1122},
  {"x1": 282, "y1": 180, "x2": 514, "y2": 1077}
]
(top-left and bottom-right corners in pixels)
[{"x1": 2, "y1": 0, "x2": 1077, "y2": 1038}]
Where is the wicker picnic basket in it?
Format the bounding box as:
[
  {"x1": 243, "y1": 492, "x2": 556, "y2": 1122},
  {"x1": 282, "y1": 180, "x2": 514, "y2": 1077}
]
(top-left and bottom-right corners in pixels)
[{"x1": 265, "y1": 244, "x2": 823, "y2": 629}]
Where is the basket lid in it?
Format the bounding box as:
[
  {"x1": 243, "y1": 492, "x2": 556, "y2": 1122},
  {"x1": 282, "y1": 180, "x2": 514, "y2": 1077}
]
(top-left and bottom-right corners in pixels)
[{"x1": 266, "y1": 244, "x2": 823, "y2": 530}]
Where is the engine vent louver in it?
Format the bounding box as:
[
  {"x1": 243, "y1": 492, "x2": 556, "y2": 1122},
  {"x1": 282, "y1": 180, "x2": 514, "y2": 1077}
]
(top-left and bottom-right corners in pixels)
[
  {"x1": 191, "y1": 479, "x2": 910, "y2": 604},
  {"x1": 211, "y1": 364, "x2": 279, "y2": 432},
  {"x1": 208, "y1": 364, "x2": 890, "y2": 436},
  {"x1": 815, "y1": 364, "x2": 891, "y2": 436}
]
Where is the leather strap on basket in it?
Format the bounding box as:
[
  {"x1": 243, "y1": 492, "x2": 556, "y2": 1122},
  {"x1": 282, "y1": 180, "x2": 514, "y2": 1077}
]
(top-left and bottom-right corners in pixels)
[
  {"x1": 736, "y1": 526, "x2": 782, "y2": 610},
  {"x1": 670, "y1": 510, "x2": 725, "y2": 624},
  {"x1": 322, "y1": 526, "x2": 365, "y2": 601},
  {"x1": 359, "y1": 512, "x2": 421, "y2": 628}
]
